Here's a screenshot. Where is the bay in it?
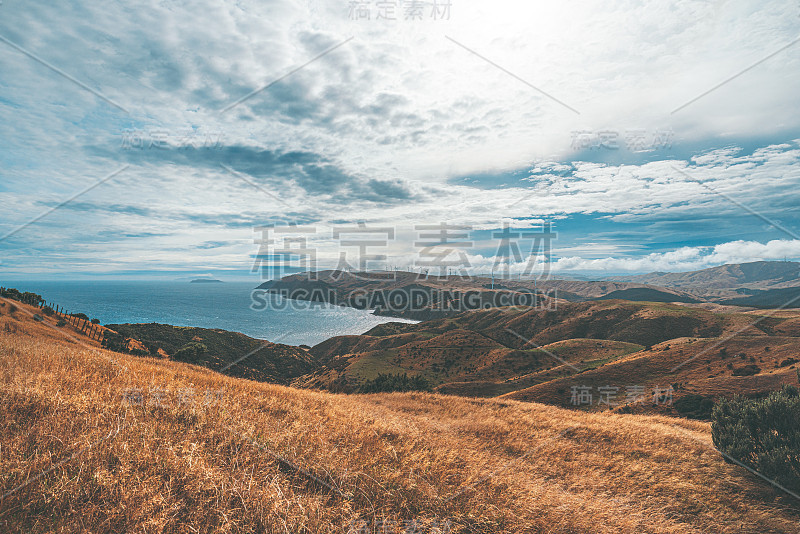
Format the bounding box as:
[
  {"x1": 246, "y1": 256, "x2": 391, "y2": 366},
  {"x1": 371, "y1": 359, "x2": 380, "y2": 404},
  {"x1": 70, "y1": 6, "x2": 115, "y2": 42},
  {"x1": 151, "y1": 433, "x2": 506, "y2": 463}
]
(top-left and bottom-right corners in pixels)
[{"x1": 10, "y1": 281, "x2": 415, "y2": 346}]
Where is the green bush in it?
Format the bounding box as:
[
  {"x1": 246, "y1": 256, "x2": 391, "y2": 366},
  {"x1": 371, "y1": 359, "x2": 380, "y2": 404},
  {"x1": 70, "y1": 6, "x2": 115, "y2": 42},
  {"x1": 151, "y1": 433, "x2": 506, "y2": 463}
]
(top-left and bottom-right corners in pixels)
[
  {"x1": 711, "y1": 386, "x2": 800, "y2": 491},
  {"x1": 173, "y1": 342, "x2": 208, "y2": 361},
  {"x1": 732, "y1": 364, "x2": 760, "y2": 376},
  {"x1": 56, "y1": 319, "x2": 67, "y2": 327},
  {"x1": 674, "y1": 394, "x2": 715, "y2": 419},
  {"x1": 42, "y1": 306, "x2": 55, "y2": 316},
  {"x1": 358, "y1": 372, "x2": 431, "y2": 393},
  {"x1": 101, "y1": 332, "x2": 129, "y2": 353},
  {"x1": 143, "y1": 341, "x2": 162, "y2": 355},
  {"x1": 91, "y1": 318, "x2": 100, "y2": 324}
]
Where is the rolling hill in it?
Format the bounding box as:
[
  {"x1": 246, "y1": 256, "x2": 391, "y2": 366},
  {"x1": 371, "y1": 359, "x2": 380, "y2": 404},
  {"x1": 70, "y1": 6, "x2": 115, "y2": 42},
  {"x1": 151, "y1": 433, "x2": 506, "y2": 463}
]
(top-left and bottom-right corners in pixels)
[
  {"x1": 253, "y1": 262, "x2": 800, "y2": 316},
  {"x1": 106, "y1": 322, "x2": 320, "y2": 384},
  {"x1": 255, "y1": 270, "x2": 701, "y2": 317},
  {"x1": 7, "y1": 274, "x2": 800, "y2": 415},
  {"x1": 719, "y1": 286, "x2": 800, "y2": 308},
  {"x1": 609, "y1": 261, "x2": 800, "y2": 293},
  {"x1": 594, "y1": 287, "x2": 701, "y2": 303},
  {"x1": 1, "y1": 297, "x2": 799, "y2": 533},
  {"x1": 23, "y1": 280, "x2": 798, "y2": 420},
  {"x1": 295, "y1": 300, "x2": 800, "y2": 408}
]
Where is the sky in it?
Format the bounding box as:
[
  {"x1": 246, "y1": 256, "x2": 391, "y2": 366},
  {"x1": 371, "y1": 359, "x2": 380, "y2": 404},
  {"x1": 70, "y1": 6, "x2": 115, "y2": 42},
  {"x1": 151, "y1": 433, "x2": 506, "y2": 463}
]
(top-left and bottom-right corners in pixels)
[{"x1": 1, "y1": 0, "x2": 800, "y2": 281}]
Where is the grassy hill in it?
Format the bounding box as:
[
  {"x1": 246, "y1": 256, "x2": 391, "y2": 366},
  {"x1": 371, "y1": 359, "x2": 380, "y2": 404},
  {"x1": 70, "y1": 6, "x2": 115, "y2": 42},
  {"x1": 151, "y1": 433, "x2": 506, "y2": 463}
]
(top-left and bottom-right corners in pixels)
[
  {"x1": 105, "y1": 323, "x2": 319, "y2": 384},
  {"x1": 255, "y1": 270, "x2": 704, "y2": 317},
  {"x1": 1, "y1": 298, "x2": 799, "y2": 532},
  {"x1": 595, "y1": 287, "x2": 700, "y2": 303},
  {"x1": 501, "y1": 335, "x2": 800, "y2": 412},
  {"x1": 298, "y1": 300, "x2": 800, "y2": 399},
  {"x1": 254, "y1": 261, "x2": 800, "y2": 312},
  {"x1": 40, "y1": 293, "x2": 800, "y2": 417},
  {"x1": 720, "y1": 286, "x2": 800, "y2": 308},
  {"x1": 609, "y1": 261, "x2": 800, "y2": 303}
]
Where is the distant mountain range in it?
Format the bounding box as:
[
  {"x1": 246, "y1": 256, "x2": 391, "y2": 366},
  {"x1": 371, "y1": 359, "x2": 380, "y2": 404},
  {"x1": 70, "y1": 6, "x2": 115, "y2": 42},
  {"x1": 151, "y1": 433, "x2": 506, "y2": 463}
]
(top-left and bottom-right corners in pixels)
[
  {"x1": 608, "y1": 260, "x2": 800, "y2": 290},
  {"x1": 604, "y1": 261, "x2": 800, "y2": 307},
  {"x1": 254, "y1": 261, "x2": 800, "y2": 312}
]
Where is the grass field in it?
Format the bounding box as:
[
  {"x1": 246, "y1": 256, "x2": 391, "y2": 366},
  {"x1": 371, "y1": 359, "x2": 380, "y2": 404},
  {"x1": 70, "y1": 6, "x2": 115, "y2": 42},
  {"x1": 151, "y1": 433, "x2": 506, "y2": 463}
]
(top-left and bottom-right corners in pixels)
[{"x1": 1, "y1": 300, "x2": 800, "y2": 533}]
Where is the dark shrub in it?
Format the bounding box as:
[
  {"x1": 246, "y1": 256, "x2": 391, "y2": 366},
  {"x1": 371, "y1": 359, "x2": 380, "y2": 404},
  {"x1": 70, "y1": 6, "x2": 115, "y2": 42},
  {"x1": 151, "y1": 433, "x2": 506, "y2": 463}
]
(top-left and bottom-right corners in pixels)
[
  {"x1": 732, "y1": 364, "x2": 761, "y2": 376},
  {"x1": 173, "y1": 342, "x2": 208, "y2": 361},
  {"x1": 8, "y1": 304, "x2": 17, "y2": 314},
  {"x1": 143, "y1": 341, "x2": 162, "y2": 355},
  {"x1": 711, "y1": 386, "x2": 800, "y2": 491},
  {"x1": 91, "y1": 318, "x2": 100, "y2": 324},
  {"x1": 101, "y1": 332, "x2": 129, "y2": 353},
  {"x1": 42, "y1": 306, "x2": 55, "y2": 316},
  {"x1": 358, "y1": 372, "x2": 431, "y2": 393},
  {"x1": 33, "y1": 314, "x2": 43, "y2": 322},
  {"x1": 56, "y1": 319, "x2": 66, "y2": 327},
  {"x1": 72, "y1": 313, "x2": 90, "y2": 321},
  {"x1": 779, "y1": 358, "x2": 799, "y2": 368},
  {"x1": 0, "y1": 288, "x2": 41, "y2": 304},
  {"x1": 674, "y1": 394, "x2": 715, "y2": 419}
]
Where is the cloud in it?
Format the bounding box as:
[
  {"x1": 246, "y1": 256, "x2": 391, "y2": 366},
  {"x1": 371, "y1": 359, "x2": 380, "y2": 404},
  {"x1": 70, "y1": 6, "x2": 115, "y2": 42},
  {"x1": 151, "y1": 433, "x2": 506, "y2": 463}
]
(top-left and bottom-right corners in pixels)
[
  {"x1": 552, "y1": 239, "x2": 800, "y2": 273},
  {"x1": 2, "y1": 0, "x2": 800, "y2": 277}
]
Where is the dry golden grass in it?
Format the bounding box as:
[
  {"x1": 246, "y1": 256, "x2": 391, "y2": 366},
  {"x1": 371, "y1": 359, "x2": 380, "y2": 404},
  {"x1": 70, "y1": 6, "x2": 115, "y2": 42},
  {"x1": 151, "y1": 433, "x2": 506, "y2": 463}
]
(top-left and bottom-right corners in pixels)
[{"x1": 1, "y1": 301, "x2": 799, "y2": 533}]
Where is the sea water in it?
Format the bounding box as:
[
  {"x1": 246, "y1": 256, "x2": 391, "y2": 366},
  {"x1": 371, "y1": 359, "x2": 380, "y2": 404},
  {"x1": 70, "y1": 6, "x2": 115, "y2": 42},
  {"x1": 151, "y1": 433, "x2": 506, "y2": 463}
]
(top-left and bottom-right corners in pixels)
[{"x1": 9, "y1": 281, "x2": 415, "y2": 346}]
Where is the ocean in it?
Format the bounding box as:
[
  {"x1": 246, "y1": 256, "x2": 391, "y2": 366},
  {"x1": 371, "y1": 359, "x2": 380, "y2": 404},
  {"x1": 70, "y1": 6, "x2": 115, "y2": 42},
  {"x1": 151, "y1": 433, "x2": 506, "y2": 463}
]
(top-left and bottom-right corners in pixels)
[{"x1": 9, "y1": 281, "x2": 415, "y2": 346}]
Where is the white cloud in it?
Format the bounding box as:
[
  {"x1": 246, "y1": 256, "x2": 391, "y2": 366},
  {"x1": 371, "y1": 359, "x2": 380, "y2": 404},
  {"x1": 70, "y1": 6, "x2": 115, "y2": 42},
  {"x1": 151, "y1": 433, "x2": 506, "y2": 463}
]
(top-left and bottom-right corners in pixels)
[
  {"x1": 552, "y1": 239, "x2": 800, "y2": 273},
  {"x1": 2, "y1": 0, "x2": 800, "y2": 276}
]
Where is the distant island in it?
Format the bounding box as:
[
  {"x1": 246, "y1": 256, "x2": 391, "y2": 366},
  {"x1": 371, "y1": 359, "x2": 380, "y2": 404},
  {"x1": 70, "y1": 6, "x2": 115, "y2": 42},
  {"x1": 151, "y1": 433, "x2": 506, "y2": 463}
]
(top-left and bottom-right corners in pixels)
[{"x1": 190, "y1": 279, "x2": 223, "y2": 283}]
